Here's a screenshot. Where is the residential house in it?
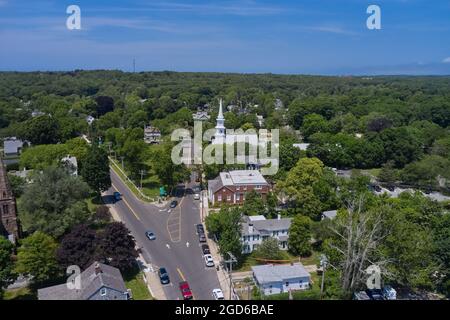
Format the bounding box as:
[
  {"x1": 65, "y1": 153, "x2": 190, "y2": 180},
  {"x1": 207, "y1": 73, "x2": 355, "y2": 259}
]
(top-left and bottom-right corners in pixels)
[
  {"x1": 38, "y1": 262, "x2": 130, "y2": 300},
  {"x1": 208, "y1": 170, "x2": 270, "y2": 206},
  {"x1": 144, "y1": 125, "x2": 161, "y2": 144},
  {"x1": 241, "y1": 215, "x2": 292, "y2": 254},
  {"x1": 292, "y1": 143, "x2": 310, "y2": 151},
  {"x1": 252, "y1": 263, "x2": 310, "y2": 296},
  {"x1": 321, "y1": 210, "x2": 337, "y2": 220},
  {"x1": 3, "y1": 137, "x2": 24, "y2": 157},
  {"x1": 192, "y1": 111, "x2": 210, "y2": 121}
]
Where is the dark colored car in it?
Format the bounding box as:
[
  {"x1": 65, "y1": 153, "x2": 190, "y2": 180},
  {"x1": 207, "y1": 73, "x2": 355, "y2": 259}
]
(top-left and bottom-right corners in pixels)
[
  {"x1": 196, "y1": 224, "x2": 205, "y2": 235},
  {"x1": 373, "y1": 185, "x2": 382, "y2": 192},
  {"x1": 386, "y1": 185, "x2": 395, "y2": 192},
  {"x1": 201, "y1": 244, "x2": 210, "y2": 255},
  {"x1": 366, "y1": 289, "x2": 384, "y2": 300},
  {"x1": 198, "y1": 233, "x2": 207, "y2": 243},
  {"x1": 113, "y1": 192, "x2": 122, "y2": 201},
  {"x1": 158, "y1": 267, "x2": 170, "y2": 285},
  {"x1": 170, "y1": 200, "x2": 178, "y2": 208},
  {"x1": 179, "y1": 281, "x2": 193, "y2": 300}
]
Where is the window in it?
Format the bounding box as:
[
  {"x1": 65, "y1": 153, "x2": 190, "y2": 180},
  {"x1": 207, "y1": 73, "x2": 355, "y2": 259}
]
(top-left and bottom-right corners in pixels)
[
  {"x1": 285, "y1": 282, "x2": 289, "y2": 287},
  {"x1": 2, "y1": 205, "x2": 8, "y2": 215},
  {"x1": 217, "y1": 195, "x2": 222, "y2": 202},
  {"x1": 255, "y1": 185, "x2": 262, "y2": 190},
  {"x1": 236, "y1": 194, "x2": 240, "y2": 201},
  {"x1": 236, "y1": 186, "x2": 240, "y2": 191},
  {"x1": 227, "y1": 195, "x2": 231, "y2": 201},
  {"x1": 100, "y1": 288, "x2": 107, "y2": 296}
]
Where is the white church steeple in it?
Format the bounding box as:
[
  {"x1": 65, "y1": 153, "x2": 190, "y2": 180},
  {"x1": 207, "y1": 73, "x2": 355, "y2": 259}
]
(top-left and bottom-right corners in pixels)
[{"x1": 213, "y1": 99, "x2": 226, "y2": 144}]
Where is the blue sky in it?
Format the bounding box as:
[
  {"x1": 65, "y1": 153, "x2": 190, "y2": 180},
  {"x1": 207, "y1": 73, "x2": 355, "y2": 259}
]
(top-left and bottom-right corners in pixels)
[{"x1": 0, "y1": 0, "x2": 449, "y2": 74}]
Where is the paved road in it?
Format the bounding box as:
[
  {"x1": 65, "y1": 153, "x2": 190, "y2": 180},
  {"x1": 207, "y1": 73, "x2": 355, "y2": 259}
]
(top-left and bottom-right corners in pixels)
[{"x1": 104, "y1": 169, "x2": 221, "y2": 300}]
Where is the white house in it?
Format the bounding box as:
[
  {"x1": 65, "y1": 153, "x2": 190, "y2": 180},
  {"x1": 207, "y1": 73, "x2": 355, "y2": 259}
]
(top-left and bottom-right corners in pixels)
[
  {"x1": 252, "y1": 263, "x2": 311, "y2": 296},
  {"x1": 144, "y1": 125, "x2": 161, "y2": 144},
  {"x1": 241, "y1": 215, "x2": 292, "y2": 254}
]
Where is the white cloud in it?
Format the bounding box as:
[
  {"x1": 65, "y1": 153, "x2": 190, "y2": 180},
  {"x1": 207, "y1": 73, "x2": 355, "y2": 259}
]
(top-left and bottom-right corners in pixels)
[{"x1": 443, "y1": 57, "x2": 450, "y2": 63}]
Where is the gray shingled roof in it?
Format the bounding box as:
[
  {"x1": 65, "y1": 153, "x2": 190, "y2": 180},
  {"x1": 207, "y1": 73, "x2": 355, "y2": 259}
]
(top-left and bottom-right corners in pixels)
[
  {"x1": 252, "y1": 263, "x2": 310, "y2": 284},
  {"x1": 37, "y1": 262, "x2": 127, "y2": 300},
  {"x1": 241, "y1": 216, "x2": 292, "y2": 236},
  {"x1": 3, "y1": 138, "x2": 24, "y2": 155},
  {"x1": 208, "y1": 177, "x2": 224, "y2": 194}
]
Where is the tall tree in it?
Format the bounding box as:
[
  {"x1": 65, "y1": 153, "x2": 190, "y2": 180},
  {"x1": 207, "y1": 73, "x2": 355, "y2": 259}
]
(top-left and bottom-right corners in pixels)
[
  {"x1": 0, "y1": 237, "x2": 16, "y2": 298},
  {"x1": 21, "y1": 115, "x2": 60, "y2": 145},
  {"x1": 288, "y1": 215, "x2": 313, "y2": 257},
  {"x1": 57, "y1": 224, "x2": 99, "y2": 270},
  {"x1": 19, "y1": 167, "x2": 91, "y2": 238},
  {"x1": 15, "y1": 232, "x2": 59, "y2": 284},
  {"x1": 97, "y1": 222, "x2": 138, "y2": 272},
  {"x1": 81, "y1": 144, "x2": 111, "y2": 196}
]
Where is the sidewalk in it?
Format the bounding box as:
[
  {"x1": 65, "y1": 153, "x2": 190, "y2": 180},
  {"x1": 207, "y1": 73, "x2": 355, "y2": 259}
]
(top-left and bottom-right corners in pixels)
[
  {"x1": 201, "y1": 191, "x2": 236, "y2": 300},
  {"x1": 107, "y1": 201, "x2": 168, "y2": 300}
]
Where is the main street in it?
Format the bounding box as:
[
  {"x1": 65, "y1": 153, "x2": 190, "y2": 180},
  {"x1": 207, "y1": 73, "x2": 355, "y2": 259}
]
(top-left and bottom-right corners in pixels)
[{"x1": 103, "y1": 169, "x2": 222, "y2": 300}]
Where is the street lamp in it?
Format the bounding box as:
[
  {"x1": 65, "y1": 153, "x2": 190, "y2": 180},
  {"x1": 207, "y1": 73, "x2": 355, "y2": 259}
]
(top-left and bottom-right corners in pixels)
[{"x1": 224, "y1": 252, "x2": 237, "y2": 300}]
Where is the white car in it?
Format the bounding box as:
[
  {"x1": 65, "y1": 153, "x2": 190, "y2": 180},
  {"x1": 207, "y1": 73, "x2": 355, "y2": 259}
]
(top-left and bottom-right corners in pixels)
[
  {"x1": 193, "y1": 193, "x2": 200, "y2": 200},
  {"x1": 212, "y1": 288, "x2": 224, "y2": 300},
  {"x1": 204, "y1": 254, "x2": 214, "y2": 267}
]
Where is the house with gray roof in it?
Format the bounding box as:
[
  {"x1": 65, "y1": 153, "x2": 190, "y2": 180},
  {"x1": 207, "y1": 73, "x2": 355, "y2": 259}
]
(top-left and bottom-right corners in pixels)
[
  {"x1": 37, "y1": 262, "x2": 130, "y2": 300},
  {"x1": 3, "y1": 137, "x2": 25, "y2": 157},
  {"x1": 252, "y1": 263, "x2": 310, "y2": 296},
  {"x1": 241, "y1": 215, "x2": 292, "y2": 254},
  {"x1": 321, "y1": 210, "x2": 338, "y2": 220}
]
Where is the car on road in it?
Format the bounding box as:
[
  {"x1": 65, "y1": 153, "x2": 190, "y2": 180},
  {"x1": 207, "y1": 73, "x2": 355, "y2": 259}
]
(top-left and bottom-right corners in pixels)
[
  {"x1": 145, "y1": 231, "x2": 156, "y2": 240},
  {"x1": 201, "y1": 244, "x2": 210, "y2": 255},
  {"x1": 204, "y1": 254, "x2": 214, "y2": 267},
  {"x1": 198, "y1": 233, "x2": 206, "y2": 243},
  {"x1": 193, "y1": 186, "x2": 201, "y2": 193},
  {"x1": 193, "y1": 193, "x2": 200, "y2": 200},
  {"x1": 170, "y1": 200, "x2": 178, "y2": 208},
  {"x1": 113, "y1": 192, "x2": 122, "y2": 201},
  {"x1": 212, "y1": 288, "x2": 224, "y2": 300},
  {"x1": 366, "y1": 289, "x2": 384, "y2": 300},
  {"x1": 158, "y1": 267, "x2": 170, "y2": 285},
  {"x1": 179, "y1": 281, "x2": 193, "y2": 300},
  {"x1": 196, "y1": 224, "x2": 205, "y2": 235}
]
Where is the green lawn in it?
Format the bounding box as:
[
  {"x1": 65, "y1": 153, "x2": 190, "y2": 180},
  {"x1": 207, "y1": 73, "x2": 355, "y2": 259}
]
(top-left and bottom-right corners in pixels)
[
  {"x1": 3, "y1": 287, "x2": 37, "y2": 300},
  {"x1": 109, "y1": 158, "x2": 158, "y2": 202},
  {"x1": 123, "y1": 270, "x2": 153, "y2": 300}
]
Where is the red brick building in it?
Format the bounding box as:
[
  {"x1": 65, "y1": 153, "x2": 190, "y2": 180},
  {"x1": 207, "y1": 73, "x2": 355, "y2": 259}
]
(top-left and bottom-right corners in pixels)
[
  {"x1": 208, "y1": 170, "x2": 270, "y2": 206},
  {"x1": 0, "y1": 157, "x2": 20, "y2": 242}
]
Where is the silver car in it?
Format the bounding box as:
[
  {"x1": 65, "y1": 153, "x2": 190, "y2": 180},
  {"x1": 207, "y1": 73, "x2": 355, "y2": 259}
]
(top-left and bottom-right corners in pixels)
[{"x1": 204, "y1": 254, "x2": 214, "y2": 267}]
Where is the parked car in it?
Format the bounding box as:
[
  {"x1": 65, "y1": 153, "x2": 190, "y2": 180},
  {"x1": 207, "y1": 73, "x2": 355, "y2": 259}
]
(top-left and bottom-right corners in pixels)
[
  {"x1": 158, "y1": 267, "x2": 170, "y2": 285},
  {"x1": 212, "y1": 288, "x2": 224, "y2": 300},
  {"x1": 196, "y1": 224, "x2": 205, "y2": 235},
  {"x1": 373, "y1": 185, "x2": 382, "y2": 192},
  {"x1": 170, "y1": 200, "x2": 178, "y2": 208},
  {"x1": 382, "y1": 286, "x2": 397, "y2": 300},
  {"x1": 353, "y1": 291, "x2": 371, "y2": 300},
  {"x1": 179, "y1": 281, "x2": 193, "y2": 300},
  {"x1": 198, "y1": 233, "x2": 207, "y2": 243},
  {"x1": 193, "y1": 193, "x2": 200, "y2": 200},
  {"x1": 366, "y1": 289, "x2": 384, "y2": 300},
  {"x1": 113, "y1": 192, "x2": 122, "y2": 201},
  {"x1": 204, "y1": 254, "x2": 214, "y2": 267},
  {"x1": 145, "y1": 231, "x2": 156, "y2": 240},
  {"x1": 201, "y1": 244, "x2": 210, "y2": 255}
]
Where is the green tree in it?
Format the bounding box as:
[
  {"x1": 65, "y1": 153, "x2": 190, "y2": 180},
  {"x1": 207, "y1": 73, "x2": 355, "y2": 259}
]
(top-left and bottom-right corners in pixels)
[
  {"x1": 0, "y1": 237, "x2": 16, "y2": 298},
  {"x1": 81, "y1": 144, "x2": 111, "y2": 196},
  {"x1": 19, "y1": 167, "x2": 91, "y2": 238},
  {"x1": 15, "y1": 232, "x2": 59, "y2": 284},
  {"x1": 288, "y1": 215, "x2": 313, "y2": 256},
  {"x1": 20, "y1": 115, "x2": 60, "y2": 145},
  {"x1": 301, "y1": 113, "x2": 330, "y2": 140},
  {"x1": 253, "y1": 238, "x2": 285, "y2": 260}
]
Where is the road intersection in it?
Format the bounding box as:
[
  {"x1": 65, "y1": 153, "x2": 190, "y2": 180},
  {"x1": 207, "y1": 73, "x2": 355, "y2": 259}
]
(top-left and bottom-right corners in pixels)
[{"x1": 104, "y1": 169, "x2": 222, "y2": 300}]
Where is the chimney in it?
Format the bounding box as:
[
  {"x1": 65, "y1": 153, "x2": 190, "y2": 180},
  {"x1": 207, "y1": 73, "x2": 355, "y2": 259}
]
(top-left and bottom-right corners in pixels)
[
  {"x1": 248, "y1": 223, "x2": 254, "y2": 234},
  {"x1": 94, "y1": 262, "x2": 102, "y2": 275}
]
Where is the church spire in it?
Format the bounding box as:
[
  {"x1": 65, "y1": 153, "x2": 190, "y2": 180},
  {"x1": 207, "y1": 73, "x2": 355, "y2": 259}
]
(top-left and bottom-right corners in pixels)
[{"x1": 217, "y1": 98, "x2": 224, "y2": 120}]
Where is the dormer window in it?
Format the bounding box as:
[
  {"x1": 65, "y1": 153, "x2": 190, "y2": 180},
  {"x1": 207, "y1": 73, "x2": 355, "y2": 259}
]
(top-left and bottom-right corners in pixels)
[{"x1": 100, "y1": 288, "x2": 107, "y2": 296}]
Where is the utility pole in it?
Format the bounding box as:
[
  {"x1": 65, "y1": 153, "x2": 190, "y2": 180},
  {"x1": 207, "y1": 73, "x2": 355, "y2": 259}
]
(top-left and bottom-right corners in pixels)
[
  {"x1": 139, "y1": 169, "x2": 146, "y2": 189},
  {"x1": 120, "y1": 156, "x2": 124, "y2": 170},
  {"x1": 320, "y1": 254, "x2": 328, "y2": 300},
  {"x1": 224, "y1": 252, "x2": 237, "y2": 300}
]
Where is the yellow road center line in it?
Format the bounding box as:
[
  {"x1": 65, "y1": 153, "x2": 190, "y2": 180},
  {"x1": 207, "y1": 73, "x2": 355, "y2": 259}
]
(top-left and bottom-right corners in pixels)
[
  {"x1": 177, "y1": 268, "x2": 186, "y2": 281},
  {"x1": 112, "y1": 184, "x2": 141, "y2": 221}
]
